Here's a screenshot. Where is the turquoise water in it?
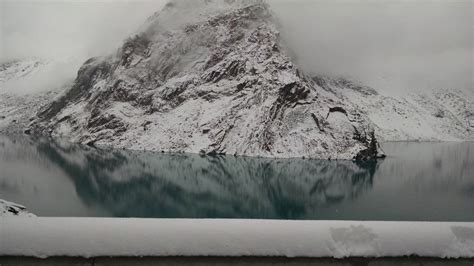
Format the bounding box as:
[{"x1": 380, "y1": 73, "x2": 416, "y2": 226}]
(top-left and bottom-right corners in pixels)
[{"x1": 0, "y1": 136, "x2": 473, "y2": 221}]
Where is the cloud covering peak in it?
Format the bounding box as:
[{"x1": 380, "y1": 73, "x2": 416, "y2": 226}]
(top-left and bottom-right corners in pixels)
[{"x1": 1, "y1": 0, "x2": 472, "y2": 94}]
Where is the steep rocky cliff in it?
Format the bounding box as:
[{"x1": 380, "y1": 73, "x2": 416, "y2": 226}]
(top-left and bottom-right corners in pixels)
[{"x1": 31, "y1": 0, "x2": 378, "y2": 160}]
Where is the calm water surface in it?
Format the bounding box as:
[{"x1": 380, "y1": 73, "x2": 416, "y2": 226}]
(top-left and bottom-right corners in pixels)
[{"x1": 0, "y1": 136, "x2": 473, "y2": 221}]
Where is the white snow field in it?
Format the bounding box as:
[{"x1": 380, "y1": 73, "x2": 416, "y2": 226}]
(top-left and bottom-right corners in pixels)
[{"x1": 1, "y1": 218, "x2": 473, "y2": 259}]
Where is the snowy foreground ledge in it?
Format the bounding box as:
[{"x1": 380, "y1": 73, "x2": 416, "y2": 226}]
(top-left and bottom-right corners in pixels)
[{"x1": 1, "y1": 218, "x2": 473, "y2": 259}]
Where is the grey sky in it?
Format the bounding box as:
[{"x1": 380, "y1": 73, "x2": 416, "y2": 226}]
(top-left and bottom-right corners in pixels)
[
  {"x1": 0, "y1": 0, "x2": 472, "y2": 93},
  {"x1": 271, "y1": 0, "x2": 473, "y2": 93}
]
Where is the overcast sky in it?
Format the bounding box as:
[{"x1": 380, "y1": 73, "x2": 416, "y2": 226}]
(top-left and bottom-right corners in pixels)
[{"x1": 0, "y1": 0, "x2": 472, "y2": 94}]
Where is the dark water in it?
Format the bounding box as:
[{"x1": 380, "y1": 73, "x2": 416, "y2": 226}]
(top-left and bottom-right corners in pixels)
[{"x1": 0, "y1": 136, "x2": 473, "y2": 221}]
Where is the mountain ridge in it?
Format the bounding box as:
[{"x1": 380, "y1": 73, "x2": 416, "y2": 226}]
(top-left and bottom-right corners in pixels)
[{"x1": 30, "y1": 0, "x2": 377, "y2": 160}]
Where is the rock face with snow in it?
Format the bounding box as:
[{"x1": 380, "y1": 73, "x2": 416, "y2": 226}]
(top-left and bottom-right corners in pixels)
[
  {"x1": 0, "y1": 199, "x2": 35, "y2": 217},
  {"x1": 31, "y1": 0, "x2": 375, "y2": 160},
  {"x1": 313, "y1": 76, "x2": 474, "y2": 141},
  {"x1": 0, "y1": 60, "x2": 62, "y2": 135}
]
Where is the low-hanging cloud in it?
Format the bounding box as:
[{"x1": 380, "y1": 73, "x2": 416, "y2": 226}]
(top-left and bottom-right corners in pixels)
[
  {"x1": 0, "y1": 0, "x2": 166, "y2": 93},
  {"x1": 0, "y1": 0, "x2": 165, "y2": 62},
  {"x1": 270, "y1": 0, "x2": 473, "y2": 94},
  {"x1": 0, "y1": 0, "x2": 472, "y2": 95}
]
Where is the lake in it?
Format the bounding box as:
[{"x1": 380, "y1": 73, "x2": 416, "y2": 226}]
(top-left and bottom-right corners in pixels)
[{"x1": 0, "y1": 135, "x2": 473, "y2": 221}]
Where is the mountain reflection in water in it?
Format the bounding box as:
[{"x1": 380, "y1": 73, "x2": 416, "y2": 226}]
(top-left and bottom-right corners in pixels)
[
  {"x1": 38, "y1": 139, "x2": 376, "y2": 219},
  {"x1": 1, "y1": 136, "x2": 473, "y2": 221}
]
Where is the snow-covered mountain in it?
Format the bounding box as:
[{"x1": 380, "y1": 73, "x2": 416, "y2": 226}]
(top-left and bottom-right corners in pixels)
[
  {"x1": 31, "y1": 0, "x2": 377, "y2": 160},
  {"x1": 313, "y1": 76, "x2": 474, "y2": 141},
  {"x1": 0, "y1": 60, "x2": 64, "y2": 135}
]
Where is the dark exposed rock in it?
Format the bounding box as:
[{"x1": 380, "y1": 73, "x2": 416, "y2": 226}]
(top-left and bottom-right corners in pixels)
[
  {"x1": 7, "y1": 206, "x2": 19, "y2": 215},
  {"x1": 326, "y1": 107, "x2": 348, "y2": 119},
  {"x1": 86, "y1": 140, "x2": 96, "y2": 147},
  {"x1": 57, "y1": 115, "x2": 71, "y2": 124},
  {"x1": 354, "y1": 131, "x2": 381, "y2": 161},
  {"x1": 38, "y1": 58, "x2": 111, "y2": 120},
  {"x1": 142, "y1": 121, "x2": 153, "y2": 131},
  {"x1": 311, "y1": 113, "x2": 325, "y2": 132},
  {"x1": 434, "y1": 109, "x2": 445, "y2": 118},
  {"x1": 121, "y1": 34, "x2": 151, "y2": 67},
  {"x1": 204, "y1": 60, "x2": 246, "y2": 83}
]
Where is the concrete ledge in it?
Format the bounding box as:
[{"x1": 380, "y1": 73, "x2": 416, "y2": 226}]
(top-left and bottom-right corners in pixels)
[{"x1": 0, "y1": 257, "x2": 473, "y2": 266}]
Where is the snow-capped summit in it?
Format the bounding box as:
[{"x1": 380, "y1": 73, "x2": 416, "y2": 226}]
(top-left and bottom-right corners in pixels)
[
  {"x1": 141, "y1": 0, "x2": 267, "y2": 34},
  {"x1": 29, "y1": 1, "x2": 379, "y2": 159},
  {"x1": 161, "y1": 0, "x2": 265, "y2": 13}
]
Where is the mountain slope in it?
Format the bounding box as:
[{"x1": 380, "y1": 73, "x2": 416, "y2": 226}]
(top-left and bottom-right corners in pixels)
[
  {"x1": 0, "y1": 60, "x2": 63, "y2": 135},
  {"x1": 0, "y1": 59, "x2": 45, "y2": 83},
  {"x1": 313, "y1": 76, "x2": 474, "y2": 141},
  {"x1": 32, "y1": 0, "x2": 375, "y2": 160}
]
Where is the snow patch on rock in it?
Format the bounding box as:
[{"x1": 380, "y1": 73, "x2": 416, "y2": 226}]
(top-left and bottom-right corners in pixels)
[{"x1": 0, "y1": 199, "x2": 35, "y2": 217}]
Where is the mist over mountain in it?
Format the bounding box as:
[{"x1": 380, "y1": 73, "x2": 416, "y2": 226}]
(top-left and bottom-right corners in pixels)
[
  {"x1": 28, "y1": 0, "x2": 380, "y2": 160},
  {"x1": 1, "y1": 0, "x2": 471, "y2": 95},
  {"x1": 271, "y1": 0, "x2": 473, "y2": 95}
]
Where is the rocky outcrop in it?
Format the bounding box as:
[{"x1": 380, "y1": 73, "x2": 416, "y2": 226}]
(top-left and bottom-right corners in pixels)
[
  {"x1": 30, "y1": 0, "x2": 377, "y2": 160},
  {"x1": 0, "y1": 199, "x2": 35, "y2": 217}
]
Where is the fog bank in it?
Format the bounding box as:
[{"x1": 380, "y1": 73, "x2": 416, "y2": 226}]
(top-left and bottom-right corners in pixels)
[{"x1": 1, "y1": 0, "x2": 472, "y2": 94}]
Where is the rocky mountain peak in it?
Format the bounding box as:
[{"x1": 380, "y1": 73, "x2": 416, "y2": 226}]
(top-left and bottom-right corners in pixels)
[
  {"x1": 141, "y1": 0, "x2": 269, "y2": 37},
  {"x1": 163, "y1": 0, "x2": 265, "y2": 11},
  {"x1": 31, "y1": 0, "x2": 380, "y2": 160}
]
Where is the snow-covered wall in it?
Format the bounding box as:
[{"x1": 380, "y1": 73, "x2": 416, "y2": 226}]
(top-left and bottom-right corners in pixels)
[{"x1": 1, "y1": 218, "x2": 473, "y2": 258}]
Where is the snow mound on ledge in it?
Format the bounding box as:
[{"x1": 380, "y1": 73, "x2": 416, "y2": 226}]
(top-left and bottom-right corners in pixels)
[
  {"x1": 1, "y1": 218, "x2": 473, "y2": 258},
  {"x1": 0, "y1": 199, "x2": 36, "y2": 217},
  {"x1": 31, "y1": 0, "x2": 375, "y2": 160}
]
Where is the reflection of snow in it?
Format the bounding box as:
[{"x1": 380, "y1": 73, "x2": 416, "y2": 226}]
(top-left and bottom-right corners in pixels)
[{"x1": 1, "y1": 219, "x2": 473, "y2": 258}]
